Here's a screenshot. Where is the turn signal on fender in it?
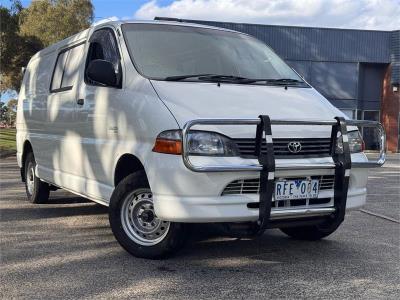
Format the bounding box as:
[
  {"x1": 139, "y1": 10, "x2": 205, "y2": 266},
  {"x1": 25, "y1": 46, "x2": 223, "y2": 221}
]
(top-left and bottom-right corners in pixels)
[{"x1": 152, "y1": 138, "x2": 182, "y2": 155}]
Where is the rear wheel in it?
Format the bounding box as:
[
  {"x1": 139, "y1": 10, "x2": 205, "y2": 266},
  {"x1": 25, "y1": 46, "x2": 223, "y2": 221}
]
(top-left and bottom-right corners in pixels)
[
  {"x1": 280, "y1": 220, "x2": 341, "y2": 240},
  {"x1": 109, "y1": 171, "x2": 186, "y2": 259},
  {"x1": 24, "y1": 152, "x2": 50, "y2": 204}
]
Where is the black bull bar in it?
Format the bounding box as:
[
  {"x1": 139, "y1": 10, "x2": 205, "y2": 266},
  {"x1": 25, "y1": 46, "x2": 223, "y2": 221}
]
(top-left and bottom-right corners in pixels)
[{"x1": 181, "y1": 116, "x2": 386, "y2": 230}]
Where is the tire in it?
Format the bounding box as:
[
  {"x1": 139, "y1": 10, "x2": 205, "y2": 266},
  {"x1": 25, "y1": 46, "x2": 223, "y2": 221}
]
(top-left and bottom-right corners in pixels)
[
  {"x1": 24, "y1": 152, "x2": 50, "y2": 204},
  {"x1": 280, "y1": 220, "x2": 341, "y2": 241},
  {"x1": 109, "y1": 171, "x2": 186, "y2": 259}
]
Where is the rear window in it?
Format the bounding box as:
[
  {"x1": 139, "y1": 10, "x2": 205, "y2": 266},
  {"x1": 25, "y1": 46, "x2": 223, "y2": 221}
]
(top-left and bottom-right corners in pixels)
[{"x1": 50, "y1": 43, "x2": 85, "y2": 92}]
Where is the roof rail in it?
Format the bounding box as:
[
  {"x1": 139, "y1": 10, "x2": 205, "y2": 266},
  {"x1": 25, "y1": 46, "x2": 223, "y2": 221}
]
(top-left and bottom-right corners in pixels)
[{"x1": 154, "y1": 17, "x2": 184, "y2": 22}]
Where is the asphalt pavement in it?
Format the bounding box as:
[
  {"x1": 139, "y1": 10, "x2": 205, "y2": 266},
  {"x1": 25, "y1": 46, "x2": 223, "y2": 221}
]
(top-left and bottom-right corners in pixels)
[{"x1": 0, "y1": 154, "x2": 399, "y2": 299}]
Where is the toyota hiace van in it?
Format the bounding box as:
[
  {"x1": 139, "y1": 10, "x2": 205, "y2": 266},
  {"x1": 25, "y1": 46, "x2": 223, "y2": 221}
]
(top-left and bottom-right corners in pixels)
[{"x1": 17, "y1": 21, "x2": 386, "y2": 258}]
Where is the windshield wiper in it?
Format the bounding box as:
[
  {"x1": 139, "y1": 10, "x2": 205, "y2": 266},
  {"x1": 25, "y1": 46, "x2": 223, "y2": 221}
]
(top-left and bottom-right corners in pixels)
[
  {"x1": 267, "y1": 78, "x2": 302, "y2": 83},
  {"x1": 199, "y1": 75, "x2": 259, "y2": 83},
  {"x1": 248, "y1": 78, "x2": 303, "y2": 84},
  {"x1": 164, "y1": 74, "x2": 257, "y2": 83},
  {"x1": 164, "y1": 74, "x2": 214, "y2": 81},
  {"x1": 164, "y1": 75, "x2": 305, "y2": 85}
]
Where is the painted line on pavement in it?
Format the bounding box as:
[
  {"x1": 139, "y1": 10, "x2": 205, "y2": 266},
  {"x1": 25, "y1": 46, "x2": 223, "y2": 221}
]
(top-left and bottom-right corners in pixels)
[{"x1": 359, "y1": 209, "x2": 400, "y2": 224}]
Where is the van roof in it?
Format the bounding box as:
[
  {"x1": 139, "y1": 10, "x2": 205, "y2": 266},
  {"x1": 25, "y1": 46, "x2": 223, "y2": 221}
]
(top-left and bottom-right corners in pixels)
[
  {"x1": 100, "y1": 19, "x2": 239, "y2": 33},
  {"x1": 30, "y1": 20, "x2": 239, "y2": 61},
  {"x1": 30, "y1": 28, "x2": 90, "y2": 60}
]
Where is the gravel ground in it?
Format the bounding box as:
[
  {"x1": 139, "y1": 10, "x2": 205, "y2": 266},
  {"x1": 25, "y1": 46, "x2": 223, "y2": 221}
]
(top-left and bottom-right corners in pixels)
[{"x1": 0, "y1": 154, "x2": 399, "y2": 299}]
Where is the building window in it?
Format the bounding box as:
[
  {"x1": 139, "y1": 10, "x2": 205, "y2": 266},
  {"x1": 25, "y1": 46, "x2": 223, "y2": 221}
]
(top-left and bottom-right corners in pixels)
[
  {"x1": 339, "y1": 109, "x2": 355, "y2": 119},
  {"x1": 357, "y1": 110, "x2": 362, "y2": 120},
  {"x1": 362, "y1": 110, "x2": 380, "y2": 150}
]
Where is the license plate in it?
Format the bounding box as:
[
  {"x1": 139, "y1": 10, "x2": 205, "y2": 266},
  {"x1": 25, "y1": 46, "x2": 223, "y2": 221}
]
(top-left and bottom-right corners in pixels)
[{"x1": 274, "y1": 179, "x2": 319, "y2": 200}]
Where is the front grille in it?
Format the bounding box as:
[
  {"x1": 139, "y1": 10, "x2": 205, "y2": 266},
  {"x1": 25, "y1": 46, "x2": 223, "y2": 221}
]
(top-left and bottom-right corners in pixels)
[
  {"x1": 222, "y1": 175, "x2": 335, "y2": 195},
  {"x1": 233, "y1": 138, "x2": 332, "y2": 158}
]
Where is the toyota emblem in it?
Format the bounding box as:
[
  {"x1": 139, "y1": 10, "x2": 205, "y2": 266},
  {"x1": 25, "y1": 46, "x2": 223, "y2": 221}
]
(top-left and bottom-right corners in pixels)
[{"x1": 288, "y1": 141, "x2": 302, "y2": 153}]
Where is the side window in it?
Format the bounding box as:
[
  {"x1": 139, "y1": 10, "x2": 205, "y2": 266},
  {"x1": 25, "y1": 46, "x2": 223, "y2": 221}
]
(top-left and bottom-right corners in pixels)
[
  {"x1": 62, "y1": 44, "x2": 84, "y2": 88},
  {"x1": 50, "y1": 51, "x2": 68, "y2": 91},
  {"x1": 85, "y1": 28, "x2": 122, "y2": 86},
  {"x1": 50, "y1": 43, "x2": 85, "y2": 92}
]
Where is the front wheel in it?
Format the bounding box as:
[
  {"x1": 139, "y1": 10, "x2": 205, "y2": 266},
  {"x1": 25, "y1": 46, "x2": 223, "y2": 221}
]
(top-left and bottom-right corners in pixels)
[{"x1": 109, "y1": 171, "x2": 186, "y2": 259}]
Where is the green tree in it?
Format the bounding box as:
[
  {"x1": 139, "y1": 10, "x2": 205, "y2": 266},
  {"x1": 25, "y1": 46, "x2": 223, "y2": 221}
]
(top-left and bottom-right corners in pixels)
[
  {"x1": 1, "y1": 1, "x2": 42, "y2": 94},
  {"x1": 0, "y1": 101, "x2": 9, "y2": 123},
  {"x1": 19, "y1": 0, "x2": 94, "y2": 47},
  {"x1": 0, "y1": 100, "x2": 17, "y2": 126},
  {"x1": 6, "y1": 98, "x2": 17, "y2": 111},
  {"x1": 6, "y1": 98, "x2": 18, "y2": 126},
  {"x1": 0, "y1": 0, "x2": 93, "y2": 94}
]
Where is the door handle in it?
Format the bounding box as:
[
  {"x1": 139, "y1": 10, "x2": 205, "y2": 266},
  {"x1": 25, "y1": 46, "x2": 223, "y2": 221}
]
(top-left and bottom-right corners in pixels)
[{"x1": 76, "y1": 98, "x2": 84, "y2": 105}]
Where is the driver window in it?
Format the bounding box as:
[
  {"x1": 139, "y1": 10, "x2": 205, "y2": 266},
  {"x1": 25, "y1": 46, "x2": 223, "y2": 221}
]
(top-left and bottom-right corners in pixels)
[{"x1": 85, "y1": 28, "x2": 122, "y2": 86}]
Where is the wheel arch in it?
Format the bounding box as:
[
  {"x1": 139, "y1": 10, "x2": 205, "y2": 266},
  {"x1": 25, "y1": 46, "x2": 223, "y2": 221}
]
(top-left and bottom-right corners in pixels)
[
  {"x1": 114, "y1": 153, "x2": 146, "y2": 187},
  {"x1": 21, "y1": 140, "x2": 34, "y2": 182}
]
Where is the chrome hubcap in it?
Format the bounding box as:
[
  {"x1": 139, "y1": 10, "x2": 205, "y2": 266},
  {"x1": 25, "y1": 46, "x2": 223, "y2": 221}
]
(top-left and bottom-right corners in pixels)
[
  {"x1": 27, "y1": 166, "x2": 35, "y2": 195},
  {"x1": 121, "y1": 189, "x2": 170, "y2": 246}
]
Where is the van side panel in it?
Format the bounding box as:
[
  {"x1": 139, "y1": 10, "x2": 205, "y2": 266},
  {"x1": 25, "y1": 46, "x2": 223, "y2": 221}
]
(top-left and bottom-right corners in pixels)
[
  {"x1": 41, "y1": 43, "x2": 86, "y2": 191},
  {"x1": 16, "y1": 52, "x2": 53, "y2": 169},
  {"x1": 17, "y1": 29, "x2": 89, "y2": 179}
]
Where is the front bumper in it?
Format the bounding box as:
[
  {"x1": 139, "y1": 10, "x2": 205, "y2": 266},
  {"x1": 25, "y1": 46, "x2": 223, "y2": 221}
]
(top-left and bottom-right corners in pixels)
[{"x1": 148, "y1": 153, "x2": 368, "y2": 222}]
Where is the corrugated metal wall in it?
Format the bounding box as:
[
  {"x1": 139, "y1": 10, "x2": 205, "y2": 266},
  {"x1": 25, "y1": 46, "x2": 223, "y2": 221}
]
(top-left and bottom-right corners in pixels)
[
  {"x1": 391, "y1": 30, "x2": 400, "y2": 85},
  {"x1": 178, "y1": 19, "x2": 392, "y2": 63}
]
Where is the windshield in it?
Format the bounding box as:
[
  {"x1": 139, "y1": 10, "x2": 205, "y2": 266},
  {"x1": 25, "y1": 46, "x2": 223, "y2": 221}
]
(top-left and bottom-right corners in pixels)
[{"x1": 122, "y1": 23, "x2": 304, "y2": 84}]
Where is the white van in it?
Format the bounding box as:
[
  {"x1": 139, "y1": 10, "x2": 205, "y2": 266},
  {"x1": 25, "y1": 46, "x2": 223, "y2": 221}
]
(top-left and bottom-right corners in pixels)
[{"x1": 17, "y1": 20, "x2": 386, "y2": 259}]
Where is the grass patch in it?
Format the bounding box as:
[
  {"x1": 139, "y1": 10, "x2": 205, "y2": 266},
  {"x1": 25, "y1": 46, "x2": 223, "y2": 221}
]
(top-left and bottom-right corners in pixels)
[{"x1": 0, "y1": 128, "x2": 17, "y2": 152}]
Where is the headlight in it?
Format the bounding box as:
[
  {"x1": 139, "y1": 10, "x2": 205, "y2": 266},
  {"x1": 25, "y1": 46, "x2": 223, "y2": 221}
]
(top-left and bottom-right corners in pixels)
[
  {"x1": 186, "y1": 131, "x2": 239, "y2": 156},
  {"x1": 336, "y1": 130, "x2": 364, "y2": 154},
  {"x1": 153, "y1": 130, "x2": 239, "y2": 156}
]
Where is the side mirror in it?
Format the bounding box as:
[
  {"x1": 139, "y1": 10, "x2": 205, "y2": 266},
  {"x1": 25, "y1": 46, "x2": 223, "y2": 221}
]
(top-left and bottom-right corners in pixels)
[{"x1": 86, "y1": 59, "x2": 117, "y2": 87}]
